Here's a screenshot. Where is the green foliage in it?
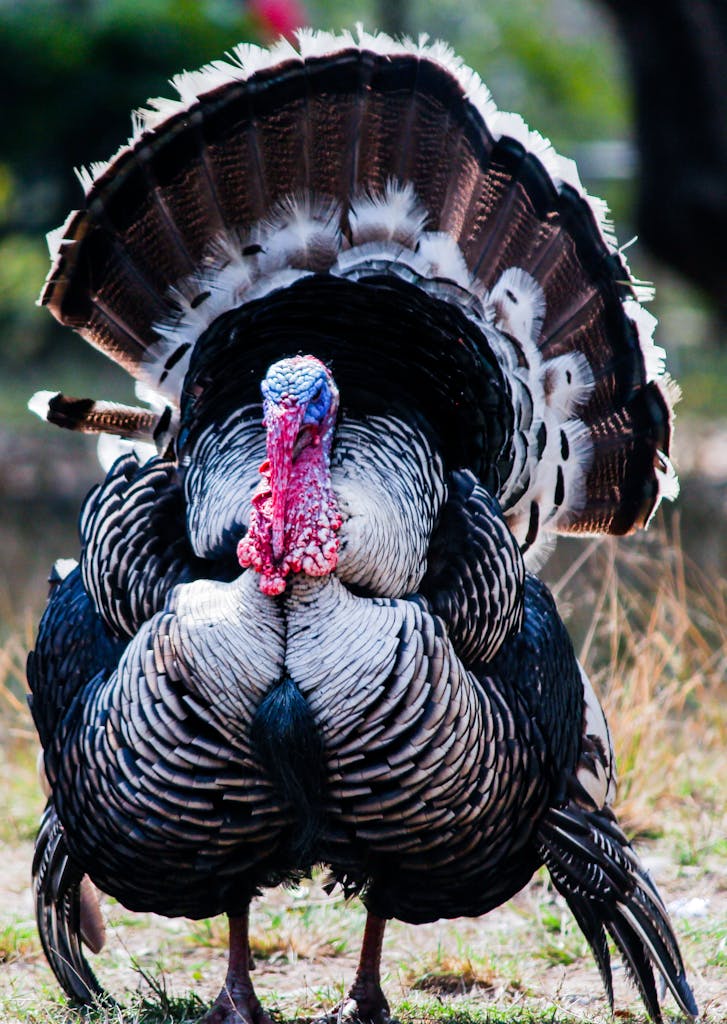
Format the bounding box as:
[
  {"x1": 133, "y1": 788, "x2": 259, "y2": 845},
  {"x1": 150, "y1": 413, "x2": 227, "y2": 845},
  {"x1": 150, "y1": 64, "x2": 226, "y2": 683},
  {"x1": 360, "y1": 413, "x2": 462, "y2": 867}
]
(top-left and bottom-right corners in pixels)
[
  {"x1": 0, "y1": 917, "x2": 41, "y2": 964},
  {"x1": 0, "y1": 0, "x2": 258, "y2": 176},
  {"x1": 394, "y1": 997, "x2": 574, "y2": 1024},
  {"x1": 490, "y1": 1, "x2": 627, "y2": 141},
  {"x1": 675, "y1": 344, "x2": 727, "y2": 416},
  {"x1": 0, "y1": 0, "x2": 262, "y2": 362},
  {"x1": 0, "y1": 232, "x2": 50, "y2": 363}
]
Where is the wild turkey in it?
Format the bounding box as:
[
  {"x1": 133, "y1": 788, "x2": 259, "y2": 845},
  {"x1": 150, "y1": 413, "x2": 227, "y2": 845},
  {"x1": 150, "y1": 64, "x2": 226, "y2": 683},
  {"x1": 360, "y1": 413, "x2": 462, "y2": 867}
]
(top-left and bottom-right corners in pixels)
[{"x1": 28, "y1": 28, "x2": 697, "y2": 1024}]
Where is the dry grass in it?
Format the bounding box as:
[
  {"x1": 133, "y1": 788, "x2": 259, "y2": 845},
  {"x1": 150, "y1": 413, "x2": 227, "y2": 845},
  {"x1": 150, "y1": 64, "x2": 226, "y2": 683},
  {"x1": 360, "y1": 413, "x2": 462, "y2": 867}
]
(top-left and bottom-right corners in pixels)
[
  {"x1": 187, "y1": 891, "x2": 366, "y2": 962},
  {"x1": 551, "y1": 520, "x2": 727, "y2": 838}
]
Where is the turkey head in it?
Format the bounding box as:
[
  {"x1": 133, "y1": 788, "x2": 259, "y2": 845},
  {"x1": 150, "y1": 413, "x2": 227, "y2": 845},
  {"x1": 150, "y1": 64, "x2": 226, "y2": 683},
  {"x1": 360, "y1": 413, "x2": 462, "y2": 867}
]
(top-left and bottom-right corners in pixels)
[{"x1": 238, "y1": 356, "x2": 342, "y2": 594}]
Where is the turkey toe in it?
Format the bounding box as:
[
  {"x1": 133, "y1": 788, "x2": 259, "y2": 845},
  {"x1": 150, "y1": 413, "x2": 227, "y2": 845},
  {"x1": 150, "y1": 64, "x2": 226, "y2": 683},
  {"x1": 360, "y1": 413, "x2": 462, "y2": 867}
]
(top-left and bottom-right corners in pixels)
[
  {"x1": 336, "y1": 988, "x2": 392, "y2": 1024},
  {"x1": 199, "y1": 986, "x2": 273, "y2": 1024}
]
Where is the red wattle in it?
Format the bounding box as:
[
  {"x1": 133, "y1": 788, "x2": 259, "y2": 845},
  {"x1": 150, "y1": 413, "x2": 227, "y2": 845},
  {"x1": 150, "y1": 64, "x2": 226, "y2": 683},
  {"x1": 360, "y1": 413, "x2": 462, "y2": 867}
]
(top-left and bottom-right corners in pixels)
[{"x1": 237, "y1": 433, "x2": 341, "y2": 594}]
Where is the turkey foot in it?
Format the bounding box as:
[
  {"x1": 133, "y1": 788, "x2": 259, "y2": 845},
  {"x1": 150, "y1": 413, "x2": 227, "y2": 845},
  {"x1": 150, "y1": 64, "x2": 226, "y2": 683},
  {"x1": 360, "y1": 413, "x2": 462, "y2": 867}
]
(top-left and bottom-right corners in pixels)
[
  {"x1": 334, "y1": 984, "x2": 391, "y2": 1024},
  {"x1": 328, "y1": 913, "x2": 392, "y2": 1024},
  {"x1": 200, "y1": 913, "x2": 273, "y2": 1024}
]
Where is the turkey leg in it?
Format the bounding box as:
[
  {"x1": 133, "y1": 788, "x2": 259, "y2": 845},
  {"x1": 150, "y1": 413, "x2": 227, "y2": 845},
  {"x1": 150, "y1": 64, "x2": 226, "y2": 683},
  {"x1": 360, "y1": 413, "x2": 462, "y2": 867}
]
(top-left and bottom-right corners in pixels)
[
  {"x1": 201, "y1": 911, "x2": 272, "y2": 1024},
  {"x1": 338, "y1": 912, "x2": 391, "y2": 1024}
]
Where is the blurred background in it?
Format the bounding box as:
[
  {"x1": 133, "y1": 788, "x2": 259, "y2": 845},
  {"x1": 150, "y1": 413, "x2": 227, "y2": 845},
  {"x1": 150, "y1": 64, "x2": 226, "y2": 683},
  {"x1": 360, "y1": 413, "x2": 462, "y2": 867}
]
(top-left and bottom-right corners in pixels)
[
  {"x1": 1, "y1": 0, "x2": 725, "y2": 645},
  {"x1": 1, "y1": 6, "x2": 725, "y2": 1014}
]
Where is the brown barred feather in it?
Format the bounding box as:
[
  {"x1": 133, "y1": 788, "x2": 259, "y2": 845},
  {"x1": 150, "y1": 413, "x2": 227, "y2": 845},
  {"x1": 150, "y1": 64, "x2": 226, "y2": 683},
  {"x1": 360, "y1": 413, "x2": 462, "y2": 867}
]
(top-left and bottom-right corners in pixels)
[{"x1": 38, "y1": 35, "x2": 675, "y2": 542}]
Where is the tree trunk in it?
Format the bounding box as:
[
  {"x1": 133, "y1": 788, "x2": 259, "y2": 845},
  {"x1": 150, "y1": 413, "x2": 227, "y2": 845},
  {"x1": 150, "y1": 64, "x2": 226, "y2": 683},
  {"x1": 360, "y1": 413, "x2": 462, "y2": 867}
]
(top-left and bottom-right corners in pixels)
[
  {"x1": 599, "y1": 0, "x2": 727, "y2": 327},
  {"x1": 376, "y1": 0, "x2": 410, "y2": 38}
]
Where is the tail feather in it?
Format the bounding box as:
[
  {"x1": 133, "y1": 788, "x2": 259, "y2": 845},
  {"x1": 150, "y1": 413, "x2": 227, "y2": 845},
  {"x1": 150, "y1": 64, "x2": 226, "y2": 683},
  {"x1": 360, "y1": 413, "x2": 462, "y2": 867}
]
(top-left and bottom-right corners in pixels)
[
  {"x1": 38, "y1": 30, "x2": 637, "y2": 378},
  {"x1": 39, "y1": 28, "x2": 678, "y2": 549},
  {"x1": 565, "y1": 894, "x2": 614, "y2": 1011},
  {"x1": 538, "y1": 801, "x2": 698, "y2": 1022},
  {"x1": 32, "y1": 803, "x2": 109, "y2": 1006},
  {"x1": 27, "y1": 391, "x2": 160, "y2": 440},
  {"x1": 466, "y1": 143, "x2": 553, "y2": 283},
  {"x1": 573, "y1": 387, "x2": 674, "y2": 536},
  {"x1": 606, "y1": 915, "x2": 662, "y2": 1022},
  {"x1": 148, "y1": 113, "x2": 229, "y2": 257}
]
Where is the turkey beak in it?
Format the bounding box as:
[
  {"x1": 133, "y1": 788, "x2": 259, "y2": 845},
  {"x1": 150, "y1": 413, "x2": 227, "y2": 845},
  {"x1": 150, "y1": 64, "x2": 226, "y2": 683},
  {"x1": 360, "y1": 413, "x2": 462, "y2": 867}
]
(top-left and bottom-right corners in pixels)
[{"x1": 265, "y1": 402, "x2": 307, "y2": 562}]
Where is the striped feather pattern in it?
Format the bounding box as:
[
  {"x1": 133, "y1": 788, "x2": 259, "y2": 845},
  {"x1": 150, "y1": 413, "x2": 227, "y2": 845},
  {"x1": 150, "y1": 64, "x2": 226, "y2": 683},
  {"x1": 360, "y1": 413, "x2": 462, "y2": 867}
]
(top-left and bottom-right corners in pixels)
[
  {"x1": 538, "y1": 801, "x2": 698, "y2": 1022},
  {"x1": 38, "y1": 28, "x2": 677, "y2": 547},
  {"x1": 27, "y1": 563, "x2": 124, "y2": 768},
  {"x1": 32, "y1": 805, "x2": 106, "y2": 1005},
  {"x1": 51, "y1": 573, "x2": 292, "y2": 917},
  {"x1": 29, "y1": 467, "x2": 697, "y2": 1018},
  {"x1": 331, "y1": 416, "x2": 446, "y2": 596},
  {"x1": 29, "y1": 28, "x2": 696, "y2": 1023},
  {"x1": 80, "y1": 454, "x2": 200, "y2": 639},
  {"x1": 420, "y1": 470, "x2": 525, "y2": 663}
]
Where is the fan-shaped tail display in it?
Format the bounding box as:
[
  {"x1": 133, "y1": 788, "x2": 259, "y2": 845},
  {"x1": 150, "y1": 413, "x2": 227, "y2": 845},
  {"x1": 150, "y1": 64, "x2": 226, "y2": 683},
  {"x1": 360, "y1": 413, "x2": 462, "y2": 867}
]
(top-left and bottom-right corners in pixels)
[
  {"x1": 37, "y1": 28, "x2": 677, "y2": 562},
  {"x1": 28, "y1": 28, "x2": 695, "y2": 1024}
]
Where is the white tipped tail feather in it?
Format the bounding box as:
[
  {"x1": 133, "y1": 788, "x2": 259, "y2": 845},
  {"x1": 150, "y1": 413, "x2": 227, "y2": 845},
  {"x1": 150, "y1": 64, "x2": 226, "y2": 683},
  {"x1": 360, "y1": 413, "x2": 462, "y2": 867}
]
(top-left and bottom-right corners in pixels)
[
  {"x1": 29, "y1": 29, "x2": 696, "y2": 1024},
  {"x1": 38, "y1": 28, "x2": 679, "y2": 554}
]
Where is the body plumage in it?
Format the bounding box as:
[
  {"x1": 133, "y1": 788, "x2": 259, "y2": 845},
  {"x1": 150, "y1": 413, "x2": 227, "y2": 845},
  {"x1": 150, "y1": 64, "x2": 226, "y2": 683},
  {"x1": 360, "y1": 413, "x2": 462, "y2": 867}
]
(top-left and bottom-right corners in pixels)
[{"x1": 29, "y1": 28, "x2": 695, "y2": 1024}]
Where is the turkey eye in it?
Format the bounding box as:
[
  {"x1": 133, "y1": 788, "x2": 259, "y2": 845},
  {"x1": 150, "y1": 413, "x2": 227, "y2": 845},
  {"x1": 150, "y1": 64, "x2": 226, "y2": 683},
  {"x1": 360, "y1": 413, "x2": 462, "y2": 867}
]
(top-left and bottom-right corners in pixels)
[{"x1": 308, "y1": 384, "x2": 327, "y2": 413}]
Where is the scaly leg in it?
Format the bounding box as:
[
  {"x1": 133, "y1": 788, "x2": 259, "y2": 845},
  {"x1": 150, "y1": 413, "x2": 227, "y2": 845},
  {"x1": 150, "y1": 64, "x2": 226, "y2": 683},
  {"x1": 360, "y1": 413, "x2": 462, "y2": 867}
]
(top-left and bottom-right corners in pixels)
[
  {"x1": 201, "y1": 911, "x2": 272, "y2": 1024},
  {"x1": 337, "y1": 912, "x2": 391, "y2": 1024}
]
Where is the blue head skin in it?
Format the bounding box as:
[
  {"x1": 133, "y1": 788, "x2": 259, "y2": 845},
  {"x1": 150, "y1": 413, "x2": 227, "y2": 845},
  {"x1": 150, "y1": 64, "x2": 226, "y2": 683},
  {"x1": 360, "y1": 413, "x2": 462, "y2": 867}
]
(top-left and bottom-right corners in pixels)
[{"x1": 261, "y1": 355, "x2": 338, "y2": 427}]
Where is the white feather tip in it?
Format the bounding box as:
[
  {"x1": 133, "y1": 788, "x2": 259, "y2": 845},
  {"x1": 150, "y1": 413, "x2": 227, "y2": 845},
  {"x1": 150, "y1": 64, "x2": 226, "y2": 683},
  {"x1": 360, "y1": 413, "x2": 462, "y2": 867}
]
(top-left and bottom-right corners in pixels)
[{"x1": 28, "y1": 390, "x2": 58, "y2": 422}]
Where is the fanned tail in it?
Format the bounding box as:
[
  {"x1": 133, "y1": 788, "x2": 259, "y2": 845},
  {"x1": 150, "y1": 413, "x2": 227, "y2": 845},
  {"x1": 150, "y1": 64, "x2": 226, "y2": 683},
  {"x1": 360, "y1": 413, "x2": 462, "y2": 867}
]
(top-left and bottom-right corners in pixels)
[
  {"x1": 537, "y1": 800, "x2": 698, "y2": 1023},
  {"x1": 32, "y1": 803, "x2": 110, "y2": 1005},
  {"x1": 38, "y1": 27, "x2": 678, "y2": 555}
]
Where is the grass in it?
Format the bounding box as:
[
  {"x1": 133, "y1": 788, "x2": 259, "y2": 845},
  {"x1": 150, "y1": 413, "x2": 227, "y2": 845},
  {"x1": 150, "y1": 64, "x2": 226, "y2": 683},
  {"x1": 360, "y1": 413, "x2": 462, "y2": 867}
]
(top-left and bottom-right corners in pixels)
[
  {"x1": 0, "y1": 916, "x2": 41, "y2": 963},
  {"x1": 0, "y1": 993, "x2": 603, "y2": 1024},
  {"x1": 553, "y1": 521, "x2": 727, "y2": 837},
  {"x1": 0, "y1": 526, "x2": 725, "y2": 1023}
]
